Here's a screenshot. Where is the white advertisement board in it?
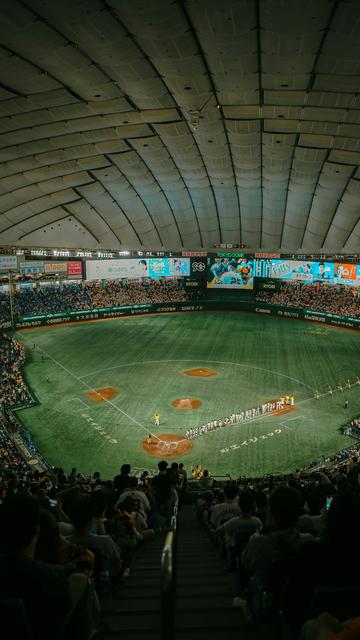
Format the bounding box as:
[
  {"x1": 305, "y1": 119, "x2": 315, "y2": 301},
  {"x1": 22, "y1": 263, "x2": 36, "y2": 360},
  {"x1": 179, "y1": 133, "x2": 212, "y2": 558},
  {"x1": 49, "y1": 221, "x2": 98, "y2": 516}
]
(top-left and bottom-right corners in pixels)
[
  {"x1": 85, "y1": 258, "x2": 149, "y2": 280},
  {"x1": 0, "y1": 255, "x2": 18, "y2": 271}
]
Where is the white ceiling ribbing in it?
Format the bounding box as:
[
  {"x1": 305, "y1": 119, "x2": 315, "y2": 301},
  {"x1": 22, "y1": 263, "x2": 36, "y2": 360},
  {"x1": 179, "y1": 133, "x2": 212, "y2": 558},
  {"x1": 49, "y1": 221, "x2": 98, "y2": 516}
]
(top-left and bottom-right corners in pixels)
[{"x1": 0, "y1": 0, "x2": 359, "y2": 250}]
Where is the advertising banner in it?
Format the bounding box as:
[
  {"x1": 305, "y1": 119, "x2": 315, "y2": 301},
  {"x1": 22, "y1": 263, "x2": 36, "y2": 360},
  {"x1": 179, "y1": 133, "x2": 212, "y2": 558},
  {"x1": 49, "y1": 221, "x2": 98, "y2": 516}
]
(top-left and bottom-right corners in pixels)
[
  {"x1": 0, "y1": 255, "x2": 17, "y2": 271},
  {"x1": 67, "y1": 261, "x2": 83, "y2": 278},
  {"x1": 269, "y1": 260, "x2": 314, "y2": 281},
  {"x1": 20, "y1": 261, "x2": 45, "y2": 274},
  {"x1": 147, "y1": 257, "x2": 190, "y2": 278},
  {"x1": 85, "y1": 258, "x2": 148, "y2": 280},
  {"x1": 334, "y1": 263, "x2": 357, "y2": 285},
  {"x1": 254, "y1": 259, "x2": 360, "y2": 286},
  {"x1": 14, "y1": 299, "x2": 359, "y2": 330},
  {"x1": 44, "y1": 262, "x2": 67, "y2": 273}
]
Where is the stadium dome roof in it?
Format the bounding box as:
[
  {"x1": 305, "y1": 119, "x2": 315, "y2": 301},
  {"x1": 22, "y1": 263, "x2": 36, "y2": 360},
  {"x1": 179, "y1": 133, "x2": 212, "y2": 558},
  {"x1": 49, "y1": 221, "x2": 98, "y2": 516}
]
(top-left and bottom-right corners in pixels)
[{"x1": 0, "y1": 0, "x2": 359, "y2": 253}]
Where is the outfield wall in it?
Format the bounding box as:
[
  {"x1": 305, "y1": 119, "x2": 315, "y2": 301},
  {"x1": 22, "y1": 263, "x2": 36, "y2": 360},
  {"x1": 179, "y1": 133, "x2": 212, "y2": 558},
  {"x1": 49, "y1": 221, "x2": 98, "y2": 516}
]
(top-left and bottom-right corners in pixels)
[{"x1": 14, "y1": 300, "x2": 360, "y2": 330}]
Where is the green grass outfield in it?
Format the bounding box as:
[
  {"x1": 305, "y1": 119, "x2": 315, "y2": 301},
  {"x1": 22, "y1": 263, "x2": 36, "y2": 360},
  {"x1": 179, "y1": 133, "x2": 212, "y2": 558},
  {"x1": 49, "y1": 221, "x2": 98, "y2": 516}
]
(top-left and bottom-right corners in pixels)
[{"x1": 14, "y1": 312, "x2": 360, "y2": 479}]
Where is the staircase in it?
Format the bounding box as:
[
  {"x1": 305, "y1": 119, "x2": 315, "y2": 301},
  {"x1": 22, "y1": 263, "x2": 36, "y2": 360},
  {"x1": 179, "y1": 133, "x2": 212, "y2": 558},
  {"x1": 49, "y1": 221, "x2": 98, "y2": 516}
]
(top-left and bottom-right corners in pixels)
[
  {"x1": 101, "y1": 504, "x2": 279, "y2": 639},
  {"x1": 101, "y1": 534, "x2": 165, "y2": 639}
]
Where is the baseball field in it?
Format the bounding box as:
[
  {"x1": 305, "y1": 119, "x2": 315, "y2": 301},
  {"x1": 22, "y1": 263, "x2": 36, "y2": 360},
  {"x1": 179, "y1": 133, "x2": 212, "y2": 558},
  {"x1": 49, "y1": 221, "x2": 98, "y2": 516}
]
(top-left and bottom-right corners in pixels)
[{"x1": 14, "y1": 312, "x2": 360, "y2": 479}]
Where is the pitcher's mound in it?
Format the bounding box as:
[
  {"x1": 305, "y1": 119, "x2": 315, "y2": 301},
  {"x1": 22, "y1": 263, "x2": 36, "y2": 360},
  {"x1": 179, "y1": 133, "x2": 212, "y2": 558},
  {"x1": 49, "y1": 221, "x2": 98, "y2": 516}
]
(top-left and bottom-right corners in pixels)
[
  {"x1": 86, "y1": 387, "x2": 117, "y2": 403},
  {"x1": 142, "y1": 433, "x2": 193, "y2": 458},
  {"x1": 172, "y1": 398, "x2": 201, "y2": 410},
  {"x1": 183, "y1": 367, "x2": 216, "y2": 377}
]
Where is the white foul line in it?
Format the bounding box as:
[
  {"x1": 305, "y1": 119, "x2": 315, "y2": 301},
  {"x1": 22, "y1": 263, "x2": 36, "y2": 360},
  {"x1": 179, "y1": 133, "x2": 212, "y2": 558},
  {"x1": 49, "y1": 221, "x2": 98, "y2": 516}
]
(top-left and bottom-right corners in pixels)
[{"x1": 23, "y1": 338, "x2": 161, "y2": 442}]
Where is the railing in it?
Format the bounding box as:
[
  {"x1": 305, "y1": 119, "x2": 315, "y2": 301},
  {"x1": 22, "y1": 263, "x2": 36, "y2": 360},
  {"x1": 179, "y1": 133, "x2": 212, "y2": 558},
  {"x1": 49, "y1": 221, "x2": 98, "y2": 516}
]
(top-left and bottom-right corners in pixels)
[{"x1": 160, "y1": 503, "x2": 178, "y2": 640}]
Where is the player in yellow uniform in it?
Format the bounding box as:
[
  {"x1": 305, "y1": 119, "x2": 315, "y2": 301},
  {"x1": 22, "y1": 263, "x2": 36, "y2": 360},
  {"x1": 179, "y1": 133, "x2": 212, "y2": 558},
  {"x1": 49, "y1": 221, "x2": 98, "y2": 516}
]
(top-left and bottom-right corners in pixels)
[{"x1": 153, "y1": 413, "x2": 160, "y2": 427}]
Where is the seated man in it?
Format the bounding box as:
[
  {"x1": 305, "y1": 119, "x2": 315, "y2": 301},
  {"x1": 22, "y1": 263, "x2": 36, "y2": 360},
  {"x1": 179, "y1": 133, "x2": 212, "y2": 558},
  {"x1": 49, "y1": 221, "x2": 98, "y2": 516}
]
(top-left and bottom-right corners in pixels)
[
  {"x1": 216, "y1": 490, "x2": 263, "y2": 547},
  {"x1": 65, "y1": 494, "x2": 121, "y2": 578},
  {"x1": 241, "y1": 486, "x2": 314, "y2": 593},
  {"x1": 210, "y1": 483, "x2": 241, "y2": 528}
]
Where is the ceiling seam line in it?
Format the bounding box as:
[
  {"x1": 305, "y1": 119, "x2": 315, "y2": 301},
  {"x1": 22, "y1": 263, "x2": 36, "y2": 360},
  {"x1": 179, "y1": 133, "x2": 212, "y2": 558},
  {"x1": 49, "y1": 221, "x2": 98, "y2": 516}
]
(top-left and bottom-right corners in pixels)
[
  {"x1": 0, "y1": 43, "x2": 84, "y2": 103},
  {"x1": 306, "y1": 0, "x2": 341, "y2": 92},
  {"x1": 320, "y1": 166, "x2": 358, "y2": 248},
  {"x1": 149, "y1": 124, "x2": 203, "y2": 247},
  {"x1": 178, "y1": 0, "x2": 242, "y2": 243},
  {"x1": 125, "y1": 141, "x2": 184, "y2": 247},
  {"x1": 104, "y1": 153, "x2": 164, "y2": 247},
  {"x1": 87, "y1": 170, "x2": 143, "y2": 246},
  {"x1": 0, "y1": 149, "x2": 132, "y2": 180},
  {"x1": 0, "y1": 163, "x2": 111, "y2": 198},
  {"x1": 17, "y1": 212, "x2": 83, "y2": 241},
  {"x1": 62, "y1": 204, "x2": 100, "y2": 244},
  {"x1": 0, "y1": 109, "x2": 183, "y2": 136},
  {"x1": 0, "y1": 187, "x2": 89, "y2": 218},
  {"x1": 279, "y1": 134, "x2": 300, "y2": 248},
  {"x1": 342, "y1": 215, "x2": 360, "y2": 249},
  {"x1": 73, "y1": 187, "x2": 123, "y2": 246},
  {"x1": 18, "y1": 0, "x2": 139, "y2": 110},
  {"x1": 299, "y1": 149, "x2": 332, "y2": 248},
  {"x1": 255, "y1": 0, "x2": 264, "y2": 248},
  {"x1": 0, "y1": 199, "x2": 82, "y2": 234}
]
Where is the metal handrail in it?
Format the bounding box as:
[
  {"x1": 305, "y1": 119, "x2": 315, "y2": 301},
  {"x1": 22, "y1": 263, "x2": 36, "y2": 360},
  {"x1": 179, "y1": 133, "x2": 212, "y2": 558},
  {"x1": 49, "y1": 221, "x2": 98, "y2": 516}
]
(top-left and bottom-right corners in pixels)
[{"x1": 161, "y1": 531, "x2": 175, "y2": 640}]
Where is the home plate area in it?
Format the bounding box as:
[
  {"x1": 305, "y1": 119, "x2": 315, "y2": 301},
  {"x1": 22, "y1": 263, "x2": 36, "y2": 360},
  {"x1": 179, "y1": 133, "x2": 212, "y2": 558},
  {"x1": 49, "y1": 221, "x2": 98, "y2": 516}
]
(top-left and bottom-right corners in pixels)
[{"x1": 142, "y1": 433, "x2": 193, "y2": 458}]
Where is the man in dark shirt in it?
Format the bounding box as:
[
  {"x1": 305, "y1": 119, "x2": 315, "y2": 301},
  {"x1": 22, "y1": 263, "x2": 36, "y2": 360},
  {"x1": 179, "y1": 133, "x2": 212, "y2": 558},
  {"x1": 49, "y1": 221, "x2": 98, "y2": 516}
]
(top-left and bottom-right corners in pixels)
[{"x1": 150, "y1": 460, "x2": 174, "y2": 528}]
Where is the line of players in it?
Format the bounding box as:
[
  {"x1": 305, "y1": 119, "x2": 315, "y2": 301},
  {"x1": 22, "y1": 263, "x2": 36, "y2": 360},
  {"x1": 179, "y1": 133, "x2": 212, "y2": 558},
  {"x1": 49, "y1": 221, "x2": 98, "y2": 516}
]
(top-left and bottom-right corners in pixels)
[{"x1": 185, "y1": 396, "x2": 294, "y2": 440}]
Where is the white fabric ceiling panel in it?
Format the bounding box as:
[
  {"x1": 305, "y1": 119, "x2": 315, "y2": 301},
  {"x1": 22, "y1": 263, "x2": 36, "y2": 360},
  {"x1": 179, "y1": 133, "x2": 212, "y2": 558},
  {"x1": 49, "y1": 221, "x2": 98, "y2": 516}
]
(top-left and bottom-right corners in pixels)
[
  {"x1": 77, "y1": 182, "x2": 142, "y2": 247},
  {"x1": 0, "y1": 157, "x2": 109, "y2": 195},
  {"x1": 332, "y1": 137, "x2": 360, "y2": 153},
  {"x1": 65, "y1": 199, "x2": 124, "y2": 247},
  {"x1": 0, "y1": 48, "x2": 59, "y2": 94},
  {"x1": 0, "y1": 89, "x2": 80, "y2": 117},
  {"x1": 0, "y1": 0, "x2": 360, "y2": 250},
  {"x1": 328, "y1": 150, "x2": 360, "y2": 165},
  {"x1": 18, "y1": 217, "x2": 100, "y2": 249},
  {"x1": 1, "y1": 206, "x2": 70, "y2": 244},
  {"x1": 0, "y1": 142, "x2": 127, "y2": 180},
  {"x1": 0, "y1": 189, "x2": 80, "y2": 233},
  {"x1": 343, "y1": 219, "x2": 360, "y2": 252},
  {"x1": 324, "y1": 186, "x2": 360, "y2": 250},
  {"x1": 0, "y1": 172, "x2": 92, "y2": 215}
]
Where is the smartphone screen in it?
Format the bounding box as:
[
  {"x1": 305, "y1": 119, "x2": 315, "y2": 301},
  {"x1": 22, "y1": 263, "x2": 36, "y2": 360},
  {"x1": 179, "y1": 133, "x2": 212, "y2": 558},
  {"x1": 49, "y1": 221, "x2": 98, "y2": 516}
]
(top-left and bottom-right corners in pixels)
[{"x1": 326, "y1": 496, "x2": 333, "y2": 510}]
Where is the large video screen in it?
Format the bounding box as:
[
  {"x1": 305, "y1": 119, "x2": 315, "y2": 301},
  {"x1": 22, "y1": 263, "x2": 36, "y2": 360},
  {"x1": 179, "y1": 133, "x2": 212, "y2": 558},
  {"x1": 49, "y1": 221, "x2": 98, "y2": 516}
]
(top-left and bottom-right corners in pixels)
[
  {"x1": 254, "y1": 259, "x2": 360, "y2": 287},
  {"x1": 85, "y1": 257, "x2": 190, "y2": 281},
  {"x1": 207, "y1": 257, "x2": 254, "y2": 289},
  {"x1": 148, "y1": 257, "x2": 190, "y2": 278}
]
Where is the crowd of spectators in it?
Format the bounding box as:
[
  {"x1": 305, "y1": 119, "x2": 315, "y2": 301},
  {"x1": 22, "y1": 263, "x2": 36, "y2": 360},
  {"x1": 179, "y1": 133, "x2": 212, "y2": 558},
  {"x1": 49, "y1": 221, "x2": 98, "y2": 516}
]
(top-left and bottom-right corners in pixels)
[
  {"x1": 0, "y1": 455, "x2": 186, "y2": 639},
  {"x1": 195, "y1": 446, "x2": 360, "y2": 633},
  {"x1": 0, "y1": 290, "x2": 10, "y2": 326},
  {"x1": 2, "y1": 275, "x2": 359, "y2": 322},
  {"x1": 256, "y1": 281, "x2": 360, "y2": 317},
  {"x1": 343, "y1": 416, "x2": 360, "y2": 439},
  {"x1": 10, "y1": 278, "x2": 202, "y2": 318},
  {"x1": 0, "y1": 332, "x2": 33, "y2": 407}
]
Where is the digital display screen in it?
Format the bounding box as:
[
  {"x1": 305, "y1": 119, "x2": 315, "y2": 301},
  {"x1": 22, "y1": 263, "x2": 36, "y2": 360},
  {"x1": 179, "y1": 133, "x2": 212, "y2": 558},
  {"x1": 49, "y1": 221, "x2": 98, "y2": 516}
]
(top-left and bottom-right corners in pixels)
[
  {"x1": 207, "y1": 257, "x2": 254, "y2": 289},
  {"x1": 254, "y1": 259, "x2": 360, "y2": 287},
  {"x1": 85, "y1": 258, "x2": 190, "y2": 281},
  {"x1": 148, "y1": 258, "x2": 190, "y2": 278}
]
